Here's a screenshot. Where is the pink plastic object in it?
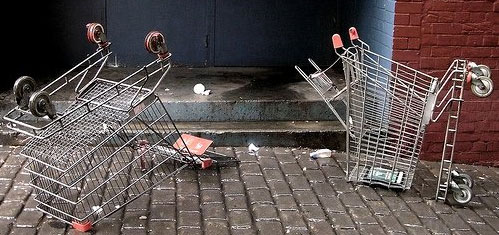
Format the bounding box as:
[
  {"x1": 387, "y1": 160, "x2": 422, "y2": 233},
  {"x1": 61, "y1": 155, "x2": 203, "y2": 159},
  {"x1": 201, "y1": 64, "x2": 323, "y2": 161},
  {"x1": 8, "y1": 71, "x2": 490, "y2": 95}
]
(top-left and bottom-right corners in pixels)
[
  {"x1": 349, "y1": 27, "x2": 359, "y2": 40},
  {"x1": 332, "y1": 34, "x2": 343, "y2": 49}
]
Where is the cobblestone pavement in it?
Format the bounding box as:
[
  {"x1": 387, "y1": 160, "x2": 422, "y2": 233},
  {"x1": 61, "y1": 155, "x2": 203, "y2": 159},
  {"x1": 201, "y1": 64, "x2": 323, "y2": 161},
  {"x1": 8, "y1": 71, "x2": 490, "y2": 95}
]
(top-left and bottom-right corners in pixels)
[{"x1": 0, "y1": 146, "x2": 498, "y2": 235}]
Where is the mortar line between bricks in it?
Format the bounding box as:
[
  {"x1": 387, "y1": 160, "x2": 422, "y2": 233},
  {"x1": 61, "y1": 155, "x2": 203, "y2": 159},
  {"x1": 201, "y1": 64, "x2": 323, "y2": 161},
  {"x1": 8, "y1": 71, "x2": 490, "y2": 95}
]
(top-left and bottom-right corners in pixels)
[
  {"x1": 215, "y1": 148, "x2": 231, "y2": 234},
  {"x1": 143, "y1": 162, "x2": 153, "y2": 235},
  {"x1": 195, "y1": 163, "x2": 205, "y2": 235},
  {"x1": 291, "y1": 149, "x2": 337, "y2": 232},
  {"x1": 231, "y1": 147, "x2": 259, "y2": 234},
  {"x1": 275, "y1": 148, "x2": 312, "y2": 233},
  {"x1": 174, "y1": 162, "x2": 179, "y2": 235},
  {"x1": 415, "y1": 163, "x2": 486, "y2": 234}
]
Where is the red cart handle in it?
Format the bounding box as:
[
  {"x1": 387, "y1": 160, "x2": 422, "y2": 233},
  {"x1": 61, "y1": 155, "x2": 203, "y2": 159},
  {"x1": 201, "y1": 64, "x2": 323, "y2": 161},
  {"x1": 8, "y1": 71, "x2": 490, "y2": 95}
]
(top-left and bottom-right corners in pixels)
[{"x1": 349, "y1": 27, "x2": 359, "y2": 40}]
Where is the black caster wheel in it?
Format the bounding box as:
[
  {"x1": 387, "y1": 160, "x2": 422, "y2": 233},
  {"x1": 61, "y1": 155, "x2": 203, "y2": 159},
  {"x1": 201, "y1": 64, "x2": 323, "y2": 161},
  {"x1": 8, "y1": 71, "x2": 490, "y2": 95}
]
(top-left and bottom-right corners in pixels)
[
  {"x1": 455, "y1": 173, "x2": 474, "y2": 188},
  {"x1": 145, "y1": 31, "x2": 168, "y2": 58},
  {"x1": 29, "y1": 91, "x2": 57, "y2": 119},
  {"x1": 452, "y1": 184, "x2": 473, "y2": 205},
  {"x1": 471, "y1": 76, "x2": 493, "y2": 98},
  {"x1": 86, "y1": 23, "x2": 109, "y2": 47},
  {"x1": 13, "y1": 76, "x2": 36, "y2": 110}
]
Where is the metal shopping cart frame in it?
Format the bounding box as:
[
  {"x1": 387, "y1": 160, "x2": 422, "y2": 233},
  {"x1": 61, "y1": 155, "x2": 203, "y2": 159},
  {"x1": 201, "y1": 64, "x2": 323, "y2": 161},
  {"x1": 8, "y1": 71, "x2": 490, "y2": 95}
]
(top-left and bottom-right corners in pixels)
[
  {"x1": 296, "y1": 27, "x2": 493, "y2": 205},
  {"x1": 3, "y1": 23, "x2": 238, "y2": 231}
]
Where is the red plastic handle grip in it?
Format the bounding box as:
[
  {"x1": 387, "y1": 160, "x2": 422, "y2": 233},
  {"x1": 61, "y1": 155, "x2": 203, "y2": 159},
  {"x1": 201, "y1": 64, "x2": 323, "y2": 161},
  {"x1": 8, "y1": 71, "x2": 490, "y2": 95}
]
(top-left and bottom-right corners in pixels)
[
  {"x1": 349, "y1": 27, "x2": 359, "y2": 40},
  {"x1": 332, "y1": 34, "x2": 343, "y2": 49}
]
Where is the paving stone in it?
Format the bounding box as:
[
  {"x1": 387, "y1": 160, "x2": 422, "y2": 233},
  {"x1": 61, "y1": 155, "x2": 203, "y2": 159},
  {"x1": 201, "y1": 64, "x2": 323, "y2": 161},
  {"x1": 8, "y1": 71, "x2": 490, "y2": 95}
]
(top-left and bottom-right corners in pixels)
[
  {"x1": 200, "y1": 189, "x2": 224, "y2": 204},
  {"x1": 482, "y1": 216, "x2": 499, "y2": 232},
  {"x1": 0, "y1": 220, "x2": 12, "y2": 235},
  {"x1": 125, "y1": 196, "x2": 149, "y2": 211},
  {"x1": 468, "y1": 223, "x2": 497, "y2": 235},
  {"x1": 355, "y1": 186, "x2": 381, "y2": 201},
  {"x1": 294, "y1": 191, "x2": 319, "y2": 206},
  {"x1": 94, "y1": 220, "x2": 122, "y2": 235},
  {"x1": 148, "y1": 221, "x2": 177, "y2": 235},
  {"x1": 176, "y1": 181, "x2": 198, "y2": 196},
  {"x1": 236, "y1": 152, "x2": 258, "y2": 163},
  {"x1": 321, "y1": 166, "x2": 346, "y2": 179},
  {"x1": 393, "y1": 211, "x2": 422, "y2": 227},
  {"x1": 382, "y1": 196, "x2": 410, "y2": 212},
  {"x1": 287, "y1": 175, "x2": 311, "y2": 191},
  {"x1": 199, "y1": 175, "x2": 221, "y2": 190},
  {"x1": 311, "y1": 183, "x2": 336, "y2": 197},
  {"x1": 274, "y1": 153, "x2": 296, "y2": 164},
  {"x1": 204, "y1": 220, "x2": 230, "y2": 235},
  {"x1": 8, "y1": 227, "x2": 36, "y2": 235},
  {"x1": 309, "y1": 221, "x2": 335, "y2": 235},
  {"x1": 259, "y1": 158, "x2": 280, "y2": 170},
  {"x1": 426, "y1": 200, "x2": 454, "y2": 214},
  {"x1": 14, "y1": 210, "x2": 43, "y2": 227},
  {"x1": 406, "y1": 202, "x2": 437, "y2": 219},
  {"x1": 348, "y1": 207, "x2": 378, "y2": 225},
  {"x1": 405, "y1": 226, "x2": 431, "y2": 235},
  {"x1": 438, "y1": 213, "x2": 472, "y2": 231},
  {"x1": 151, "y1": 189, "x2": 175, "y2": 204},
  {"x1": 339, "y1": 192, "x2": 365, "y2": 208},
  {"x1": 38, "y1": 219, "x2": 66, "y2": 235},
  {"x1": 222, "y1": 181, "x2": 246, "y2": 195},
  {"x1": 252, "y1": 205, "x2": 279, "y2": 221},
  {"x1": 0, "y1": 167, "x2": 21, "y2": 180},
  {"x1": 301, "y1": 205, "x2": 327, "y2": 221},
  {"x1": 247, "y1": 189, "x2": 273, "y2": 205},
  {"x1": 177, "y1": 211, "x2": 201, "y2": 228},
  {"x1": 295, "y1": 158, "x2": 319, "y2": 171},
  {"x1": 420, "y1": 217, "x2": 452, "y2": 234},
  {"x1": 122, "y1": 210, "x2": 147, "y2": 229},
  {"x1": 279, "y1": 210, "x2": 307, "y2": 229},
  {"x1": 358, "y1": 224, "x2": 385, "y2": 235},
  {"x1": 230, "y1": 228, "x2": 257, "y2": 235},
  {"x1": 335, "y1": 228, "x2": 360, "y2": 235},
  {"x1": 176, "y1": 195, "x2": 199, "y2": 211},
  {"x1": 176, "y1": 170, "x2": 198, "y2": 182},
  {"x1": 365, "y1": 200, "x2": 391, "y2": 216},
  {"x1": 263, "y1": 169, "x2": 286, "y2": 182},
  {"x1": 228, "y1": 210, "x2": 253, "y2": 227},
  {"x1": 242, "y1": 175, "x2": 268, "y2": 190},
  {"x1": 374, "y1": 187, "x2": 398, "y2": 197},
  {"x1": 275, "y1": 195, "x2": 299, "y2": 211},
  {"x1": 451, "y1": 230, "x2": 477, "y2": 235},
  {"x1": 268, "y1": 181, "x2": 292, "y2": 196},
  {"x1": 0, "y1": 201, "x2": 23, "y2": 219},
  {"x1": 202, "y1": 203, "x2": 226, "y2": 219},
  {"x1": 240, "y1": 163, "x2": 263, "y2": 176},
  {"x1": 304, "y1": 170, "x2": 326, "y2": 183},
  {"x1": 220, "y1": 167, "x2": 241, "y2": 182},
  {"x1": 120, "y1": 228, "x2": 147, "y2": 235},
  {"x1": 377, "y1": 215, "x2": 406, "y2": 234},
  {"x1": 225, "y1": 195, "x2": 249, "y2": 211},
  {"x1": 177, "y1": 227, "x2": 202, "y2": 235},
  {"x1": 479, "y1": 196, "x2": 499, "y2": 213},
  {"x1": 454, "y1": 207, "x2": 485, "y2": 224},
  {"x1": 149, "y1": 204, "x2": 175, "y2": 221},
  {"x1": 255, "y1": 221, "x2": 284, "y2": 234},
  {"x1": 330, "y1": 179, "x2": 354, "y2": 193},
  {"x1": 284, "y1": 228, "x2": 310, "y2": 235},
  {"x1": 329, "y1": 213, "x2": 356, "y2": 230},
  {"x1": 281, "y1": 163, "x2": 303, "y2": 176},
  {"x1": 318, "y1": 196, "x2": 347, "y2": 214}
]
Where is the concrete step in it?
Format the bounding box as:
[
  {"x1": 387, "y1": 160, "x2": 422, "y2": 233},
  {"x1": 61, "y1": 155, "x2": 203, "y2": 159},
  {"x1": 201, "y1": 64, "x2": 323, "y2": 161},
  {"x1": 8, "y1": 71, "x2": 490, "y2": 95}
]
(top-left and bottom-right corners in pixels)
[{"x1": 1, "y1": 121, "x2": 346, "y2": 149}]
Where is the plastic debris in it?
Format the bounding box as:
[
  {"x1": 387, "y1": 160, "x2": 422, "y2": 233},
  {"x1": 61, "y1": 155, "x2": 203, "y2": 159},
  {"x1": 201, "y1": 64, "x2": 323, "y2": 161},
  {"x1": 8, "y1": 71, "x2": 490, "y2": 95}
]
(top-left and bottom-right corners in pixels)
[
  {"x1": 310, "y1": 149, "x2": 332, "y2": 159},
  {"x1": 92, "y1": 206, "x2": 103, "y2": 214},
  {"x1": 139, "y1": 215, "x2": 147, "y2": 220},
  {"x1": 193, "y1": 83, "x2": 211, "y2": 96},
  {"x1": 248, "y1": 143, "x2": 259, "y2": 154}
]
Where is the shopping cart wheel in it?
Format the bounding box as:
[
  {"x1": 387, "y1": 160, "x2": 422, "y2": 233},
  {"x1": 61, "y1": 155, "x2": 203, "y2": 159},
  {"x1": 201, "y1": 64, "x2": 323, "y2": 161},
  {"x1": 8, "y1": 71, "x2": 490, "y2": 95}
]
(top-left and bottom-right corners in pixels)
[
  {"x1": 477, "y1": 64, "x2": 491, "y2": 78},
  {"x1": 145, "y1": 31, "x2": 168, "y2": 58},
  {"x1": 13, "y1": 76, "x2": 36, "y2": 110},
  {"x1": 452, "y1": 184, "x2": 473, "y2": 205},
  {"x1": 86, "y1": 23, "x2": 109, "y2": 47},
  {"x1": 454, "y1": 173, "x2": 474, "y2": 188},
  {"x1": 29, "y1": 91, "x2": 57, "y2": 119},
  {"x1": 471, "y1": 76, "x2": 493, "y2": 97}
]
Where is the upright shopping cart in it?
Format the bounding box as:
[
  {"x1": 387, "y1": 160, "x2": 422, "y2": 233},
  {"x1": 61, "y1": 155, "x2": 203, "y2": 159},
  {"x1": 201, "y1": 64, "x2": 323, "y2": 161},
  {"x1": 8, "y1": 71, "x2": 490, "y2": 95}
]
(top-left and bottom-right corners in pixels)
[
  {"x1": 296, "y1": 27, "x2": 493, "y2": 205},
  {"x1": 4, "y1": 23, "x2": 237, "y2": 231}
]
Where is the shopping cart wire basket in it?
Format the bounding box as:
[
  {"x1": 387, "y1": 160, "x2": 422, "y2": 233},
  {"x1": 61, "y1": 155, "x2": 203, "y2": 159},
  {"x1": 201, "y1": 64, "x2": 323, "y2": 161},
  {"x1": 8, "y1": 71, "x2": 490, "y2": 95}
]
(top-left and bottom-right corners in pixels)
[
  {"x1": 4, "y1": 23, "x2": 238, "y2": 231},
  {"x1": 296, "y1": 27, "x2": 493, "y2": 205}
]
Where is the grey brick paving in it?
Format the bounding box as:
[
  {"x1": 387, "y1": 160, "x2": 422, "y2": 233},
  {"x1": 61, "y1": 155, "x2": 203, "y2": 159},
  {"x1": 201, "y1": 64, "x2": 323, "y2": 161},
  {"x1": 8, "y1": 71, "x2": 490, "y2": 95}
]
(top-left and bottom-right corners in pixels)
[{"x1": 0, "y1": 146, "x2": 498, "y2": 234}]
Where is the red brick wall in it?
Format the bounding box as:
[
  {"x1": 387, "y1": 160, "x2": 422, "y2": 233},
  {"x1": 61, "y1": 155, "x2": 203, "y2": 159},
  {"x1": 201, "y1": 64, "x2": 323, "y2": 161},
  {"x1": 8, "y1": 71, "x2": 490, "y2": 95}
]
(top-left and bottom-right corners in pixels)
[{"x1": 393, "y1": 0, "x2": 499, "y2": 165}]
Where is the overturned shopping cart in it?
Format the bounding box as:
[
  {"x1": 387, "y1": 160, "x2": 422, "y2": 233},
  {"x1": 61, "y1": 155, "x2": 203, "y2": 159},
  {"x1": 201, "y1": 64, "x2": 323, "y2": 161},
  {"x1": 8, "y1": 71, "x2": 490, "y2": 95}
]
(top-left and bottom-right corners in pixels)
[
  {"x1": 296, "y1": 27, "x2": 493, "y2": 205},
  {"x1": 4, "y1": 23, "x2": 237, "y2": 231}
]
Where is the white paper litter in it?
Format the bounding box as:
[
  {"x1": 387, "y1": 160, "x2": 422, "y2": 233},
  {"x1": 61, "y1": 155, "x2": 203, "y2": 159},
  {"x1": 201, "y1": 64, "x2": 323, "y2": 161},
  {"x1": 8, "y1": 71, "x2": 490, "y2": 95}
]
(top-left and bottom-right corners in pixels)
[
  {"x1": 193, "y1": 84, "x2": 210, "y2": 95},
  {"x1": 248, "y1": 143, "x2": 259, "y2": 154},
  {"x1": 310, "y1": 149, "x2": 332, "y2": 159}
]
